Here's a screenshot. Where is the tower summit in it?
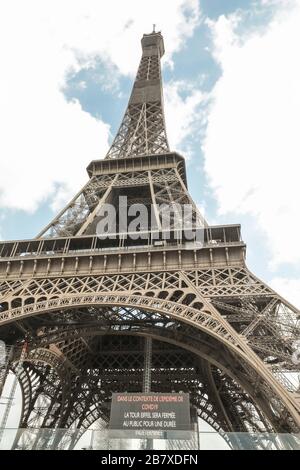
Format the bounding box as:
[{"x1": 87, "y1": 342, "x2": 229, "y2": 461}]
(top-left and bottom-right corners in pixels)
[
  {"x1": 0, "y1": 31, "x2": 299, "y2": 450},
  {"x1": 106, "y1": 30, "x2": 169, "y2": 159}
]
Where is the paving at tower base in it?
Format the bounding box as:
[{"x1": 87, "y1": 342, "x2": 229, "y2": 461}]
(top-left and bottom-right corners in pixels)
[{"x1": 0, "y1": 29, "x2": 299, "y2": 451}]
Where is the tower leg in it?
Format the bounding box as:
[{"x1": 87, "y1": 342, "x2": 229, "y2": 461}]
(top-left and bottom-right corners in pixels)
[
  {"x1": 143, "y1": 337, "x2": 152, "y2": 449},
  {"x1": 143, "y1": 337, "x2": 152, "y2": 393}
]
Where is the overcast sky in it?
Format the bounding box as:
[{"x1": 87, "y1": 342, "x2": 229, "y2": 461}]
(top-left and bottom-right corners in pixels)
[{"x1": 0, "y1": 0, "x2": 299, "y2": 308}]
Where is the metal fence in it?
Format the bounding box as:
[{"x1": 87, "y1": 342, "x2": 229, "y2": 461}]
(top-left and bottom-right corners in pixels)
[{"x1": 0, "y1": 428, "x2": 299, "y2": 450}]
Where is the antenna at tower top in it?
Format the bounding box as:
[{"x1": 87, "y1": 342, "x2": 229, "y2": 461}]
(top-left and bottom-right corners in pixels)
[{"x1": 152, "y1": 24, "x2": 156, "y2": 33}]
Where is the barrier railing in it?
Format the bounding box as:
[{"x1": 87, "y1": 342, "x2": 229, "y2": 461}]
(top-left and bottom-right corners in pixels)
[{"x1": 0, "y1": 428, "x2": 299, "y2": 450}]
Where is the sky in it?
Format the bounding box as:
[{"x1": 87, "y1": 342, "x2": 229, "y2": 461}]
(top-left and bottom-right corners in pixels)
[{"x1": 0, "y1": 0, "x2": 299, "y2": 308}]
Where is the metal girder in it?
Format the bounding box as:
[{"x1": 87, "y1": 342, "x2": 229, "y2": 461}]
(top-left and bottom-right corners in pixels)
[
  {"x1": 0, "y1": 30, "x2": 300, "y2": 450},
  {"x1": 106, "y1": 33, "x2": 169, "y2": 159}
]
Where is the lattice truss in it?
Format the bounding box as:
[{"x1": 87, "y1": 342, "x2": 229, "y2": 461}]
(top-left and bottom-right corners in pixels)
[
  {"x1": 105, "y1": 101, "x2": 169, "y2": 160},
  {"x1": 150, "y1": 169, "x2": 206, "y2": 230},
  {"x1": 1, "y1": 32, "x2": 300, "y2": 451},
  {"x1": 38, "y1": 167, "x2": 205, "y2": 238},
  {"x1": 38, "y1": 174, "x2": 116, "y2": 238},
  {"x1": 0, "y1": 268, "x2": 299, "y2": 374},
  {"x1": 106, "y1": 53, "x2": 169, "y2": 159},
  {"x1": 3, "y1": 303, "x2": 298, "y2": 450},
  {"x1": 1, "y1": 264, "x2": 300, "y2": 448}
]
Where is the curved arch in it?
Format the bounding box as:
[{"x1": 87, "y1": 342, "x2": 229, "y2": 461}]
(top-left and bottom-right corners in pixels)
[
  {"x1": 11, "y1": 297, "x2": 22, "y2": 309},
  {"x1": 10, "y1": 347, "x2": 72, "y2": 449},
  {"x1": 2, "y1": 292, "x2": 299, "y2": 429},
  {"x1": 31, "y1": 320, "x2": 254, "y2": 399},
  {"x1": 22, "y1": 309, "x2": 290, "y2": 437},
  {"x1": 0, "y1": 293, "x2": 256, "y2": 354}
]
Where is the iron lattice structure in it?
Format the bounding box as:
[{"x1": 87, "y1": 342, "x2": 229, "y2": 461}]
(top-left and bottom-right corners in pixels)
[{"x1": 0, "y1": 31, "x2": 300, "y2": 450}]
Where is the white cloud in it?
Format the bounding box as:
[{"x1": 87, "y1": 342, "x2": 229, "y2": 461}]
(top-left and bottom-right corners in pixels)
[
  {"x1": 269, "y1": 278, "x2": 300, "y2": 309},
  {"x1": 203, "y1": 0, "x2": 300, "y2": 268},
  {"x1": 164, "y1": 81, "x2": 205, "y2": 156},
  {"x1": 0, "y1": 0, "x2": 200, "y2": 214}
]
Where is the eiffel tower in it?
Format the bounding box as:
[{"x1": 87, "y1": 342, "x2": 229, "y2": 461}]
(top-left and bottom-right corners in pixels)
[{"x1": 0, "y1": 30, "x2": 299, "y2": 450}]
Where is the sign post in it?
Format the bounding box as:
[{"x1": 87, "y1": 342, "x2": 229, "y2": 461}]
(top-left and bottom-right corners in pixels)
[{"x1": 109, "y1": 392, "x2": 191, "y2": 441}]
